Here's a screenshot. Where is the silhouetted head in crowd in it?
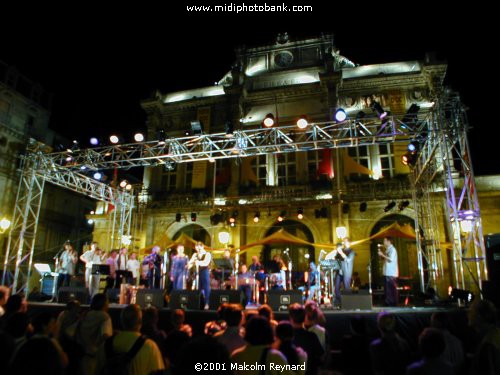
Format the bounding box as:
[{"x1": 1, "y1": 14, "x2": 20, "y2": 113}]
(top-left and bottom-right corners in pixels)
[
  {"x1": 245, "y1": 316, "x2": 274, "y2": 345},
  {"x1": 143, "y1": 306, "x2": 160, "y2": 329},
  {"x1": 175, "y1": 336, "x2": 231, "y2": 375},
  {"x1": 0, "y1": 285, "x2": 10, "y2": 306},
  {"x1": 469, "y1": 299, "x2": 497, "y2": 335},
  {"x1": 4, "y1": 293, "x2": 27, "y2": 315},
  {"x1": 276, "y1": 320, "x2": 294, "y2": 341},
  {"x1": 10, "y1": 337, "x2": 64, "y2": 375},
  {"x1": 419, "y1": 328, "x2": 446, "y2": 359},
  {"x1": 171, "y1": 308, "x2": 186, "y2": 329},
  {"x1": 121, "y1": 304, "x2": 142, "y2": 332},
  {"x1": 258, "y1": 304, "x2": 274, "y2": 321},
  {"x1": 90, "y1": 293, "x2": 109, "y2": 311},
  {"x1": 431, "y1": 311, "x2": 451, "y2": 331},
  {"x1": 224, "y1": 303, "x2": 243, "y2": 327},
  {"x1": 288, "y1": 303, "x2": 306, "y2": 327},
  {"x1": 5, "y1": 312, "x2": 31, "y2": 338},
  {"x1": 350, "y1": 315, "x2": 367, "y2": 336},
  {"x1": 32, "y1": 311, "x2": 57, "y2": 336},
  {"x1": 377, "y1": 311, "x2": 396, "y2": 335}
]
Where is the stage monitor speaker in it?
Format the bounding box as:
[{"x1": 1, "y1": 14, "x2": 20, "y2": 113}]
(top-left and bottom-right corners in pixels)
[
  {"x1": 267, "y1": 290, "x2": 302, "y2": 311},
  {"x1": 485, "y1": 234, "x2": 500, "y2": 282},
  {"x1": 58, "y1": 287, "x2": 89, "y2": 304},
  {"x1": 41, "y1": 276, "x2": 55, "y2": 296},
  {"x1": 482, "y1": 280, "x2": 500, "y2": 308},
  {"x1": 136, "y1": 289, "x2": 165, "y2": 309},
  {"x1": 209, "y1": 290, "x2": 243, "y2": 310},
  {"x1": 106, "y1": 288, "x2": 121, "y2": 304},
  {"x1": 341, "y1": 290, "x2": 372, "y2": 310},
  {"x1": 169, "y1": 290, "x2": 202, "y2": 310}
]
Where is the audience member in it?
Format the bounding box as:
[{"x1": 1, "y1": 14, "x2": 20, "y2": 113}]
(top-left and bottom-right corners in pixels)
[
  {"x1": 0, "y1": 285, "x2": 10, "y2": 317},
  {"x1": 9, "y1": 336, "x2": 65, "y2": 375},
  {"x1": 406, "y1": 328, "x2": 454, "y2": 375},
  {"x1": 165, "y1": 309, "x2": 192, "y2": 371},
  {"x1": 232, "y1": 316, "x2": 294, "y2": 375},
  {"x1": 96, "y1": 304, "x2": 165, "y2": 375},
  {"x1": 370, "y1": 311, "x2": 412, "y2": 375},
  {"x1": 341, "y1": 315, "x2": 372, "y2": 375},
  {"x1": 214, "y1": 303, "x2": 247, "y2": 354},
  {"x1": 304, "y1": 302, "x2": 327, "y2": 351},
  {"x1": 430, "y1": 312, "x2": 464, "y2": 373},
  {"x1": 32, "y1": 311, "x2": 69, "y2": 367},
  {"x1": 274, "y1": 320, "x2": 308, "y2": 375},
  {"x1": 75, "y1": 293, "x2": 113, "y2": 374},
  {"x1": 258, "y1": 304, "x2": 279, "y2": 330},
  {"x1": 468, "y1": 299, "x2": 500, "y2": 375},
  {"x1": 288, "y1": 303, "x2": 324, "y2": 375},
  {"x1": 176, "y1": 335, "x2": 232, "y2": 375},
  {"x1": 141, "y1": 306, "x2": 167, "y2": 353}
]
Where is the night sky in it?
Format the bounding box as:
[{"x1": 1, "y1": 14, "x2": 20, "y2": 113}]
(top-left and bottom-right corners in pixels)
[{"x1": 1, "y1": 3, "x2": 495, "y2": 175}]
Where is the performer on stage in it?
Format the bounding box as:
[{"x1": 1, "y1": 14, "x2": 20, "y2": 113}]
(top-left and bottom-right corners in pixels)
[
  {"x1": 335, "y1": 238, "x2": 356, "y2": 304},
  {"x1": 143, "y1": 245, "x2": 163, "y2": 289},
  {"x1": 189, "y1": 241, "x2": 212, "y2": 309},
  {"x1": 271, "y1": 255, "x2": 287, "y2": 290},
  {"x1": 170, "y1": 244, "x2": 189, "y2": 290},
  {"x1": 238, "y1": 264, "x2": 253, "y2": 306},
  {"x1": 80, "y1": 242, "x2": 100, "y2": 288},
  {"x1": 117, "y1": 247, "x2": 128, "y2": 271},
  {"x1": 249, "y1": 255, "x2": 263, "y2": 273},
  {"x1": 307, "y1": 261, "x2": 320, "y2": 301},
  {"x1": 378, "y1": 236, "x2": 399, "y2": 306},
  {"x1": 126, "y1": 252, "x2": 140, "y2": 285},
  {"x1": 105, "y1": 250, "x2": 118, "y2": 289},
  {"x1": 56, "y1": 241, "x2": 78, "y2": 290}
]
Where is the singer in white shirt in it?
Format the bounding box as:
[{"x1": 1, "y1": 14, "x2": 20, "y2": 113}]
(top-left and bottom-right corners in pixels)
[{"x1": 378, "y1": 236, "x2": 399, "y2": 306}]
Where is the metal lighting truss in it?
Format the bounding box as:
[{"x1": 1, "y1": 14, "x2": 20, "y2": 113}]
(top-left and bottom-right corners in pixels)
[
  {"x1": 412, "y1": 92, "x2": 486, "y2": 294},
  {"x1": 2, "y1": 101, "x2": 485, "y2": 296},
  {"x1": 1, "y1": 146, "x2": 134, "y2": 293}
]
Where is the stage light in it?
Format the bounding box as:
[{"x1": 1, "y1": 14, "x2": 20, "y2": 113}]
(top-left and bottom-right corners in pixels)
[
  {"x1": 87, "y1": 219, "x2": 94, "y2": 225},
  {"x1": 254, "y1": 212, "x2": 260, "y2": 223},
  {"x1": 175, "y1": 213, "x2": 181, "y2": 222},
  {"x1": 336, "y1": 226, "x2": 347, "y2": 239},
  {"x1": 119, "y1": 180, "x2": 128, "y2": 188},
  {"x1": 384, "y1": 201, "x2": 396, "y2": 212},
  {"x1": 263, "y1": 113, "x2": 275, "y2": 128},
  {"x1": 334, "y1": 108, "x2": 347, "y2": 122},
  {"x1": 190, "y1": 121, "x2": 203, "y2": 135},
  {"x1": 408, "y1": 141, "x2": 419, "y2": 154},
  {"x1": 225, "y1": 121, "x2": 234, "y2": 137},
  {"x1": 342, "y1": 203, "x2": 350, "y2": 214},
  {"x1": 297, "y1": 208, "x2": 304, "y2": 220},
  {"x1": 402, "y1": 103, "x2": 420, "y2": 128},
  {"x1": 296, "y1": 116, "x2": 308, "y2": 129},
  {"x1": 157, "y1": 129, "x2": 166, "y2": 145},
  {"x1": 191, "y1": 212, "x2": 197, "y2": 222},
  {"x1": 277, "y1": 211, "x2": 286, "y2": 222},
  {"x1": 315, "y1": 207, "x2": 328, "y2": 219},
  {"x1": 360, "y1": 202, "x2": 367, "y2": 212},
  {"x1": 370, "y1": 101, "x2": 387, "y2": 119},
  {"x1": 210, "y1": 213, "x2": 223, "y2": 225},
  {"x1": 449, "y1": 287, "x2": 474, "y2": 304},
  {"x1": 125, "y1": 184, "x2": 132, "y2": 191},
  {"x1": 90, "y1": 137, "x2": 99, "y2": 146},
  {"x1": 229, "y1": 217, "x2": 236, "y2": 227},
  {"x1": 402, "y1": 152, "x2": 417, "y2": 167},
  {"x1": 109, "y1": 135, "x2": 119, "y2": 144},
  {"x1": 65, "y1": 156, "x2": 73, "y2": 162},
  {"x1": 398, "y1": 201, "x2": 410, "y2": 211},
  {"x1": 93, "y1": 172, "x2": 102, "y2": 180},
  {"x1": 134, "y1": 133, "x2": 144, "y2": 142}
]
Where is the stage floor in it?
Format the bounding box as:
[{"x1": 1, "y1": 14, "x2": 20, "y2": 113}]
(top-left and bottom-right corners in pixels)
[{"x1": 27, "y1": 301, "x2": 470, "y2": 351}]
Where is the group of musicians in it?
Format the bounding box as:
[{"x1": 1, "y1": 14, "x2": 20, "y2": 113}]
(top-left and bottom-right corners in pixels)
[{"x1": 54, "y1": 236, "x2": 399, "y2": 308}]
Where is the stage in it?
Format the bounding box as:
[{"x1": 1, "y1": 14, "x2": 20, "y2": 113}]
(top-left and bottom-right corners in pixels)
[{"x1": 27, "y1": 301, "x2": 471, "y2": 351}]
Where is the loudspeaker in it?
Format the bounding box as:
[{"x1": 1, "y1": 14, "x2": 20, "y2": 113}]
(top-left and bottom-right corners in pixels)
[
  {"x1": 267, "y1": 290, "x2": 302, "y2": 311},
  {"x1": 482, "y1": 280, "x2": 500, "y2": 308},
  {"x1": 136, "y1": 289, "x2": 165, "y2": 309},
  {"x1": 209, "y1": 290, "x2": 243, "y2": 310},
  {"x1": 485, "y1": 234, "x2": 500, "y2": 282},
  {"x1": 341, "y1": 290, "x2": 372, "y2": 310},
  {"x1": 169, "y1": 290, "x2": 202, "y2": 310},
  {"x1": 58, "y1": 287, "x2": 89, "y2": 304}
]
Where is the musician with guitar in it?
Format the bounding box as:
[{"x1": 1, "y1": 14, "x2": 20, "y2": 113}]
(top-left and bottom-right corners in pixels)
[
  {"x1": 143, "y1": 245, "x2": 163, "y2": 289},
  {"x1": 335, "y1": 238, "x2": 356, "y2": 306},
  {"x1": 56, "y1": 240, "x2": 78, "y2": 290}
]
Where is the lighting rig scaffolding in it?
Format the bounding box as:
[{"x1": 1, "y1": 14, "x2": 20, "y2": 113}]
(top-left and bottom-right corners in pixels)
[{"x1": 1, "y1": 94, "x2": 487, "y2": 295}]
